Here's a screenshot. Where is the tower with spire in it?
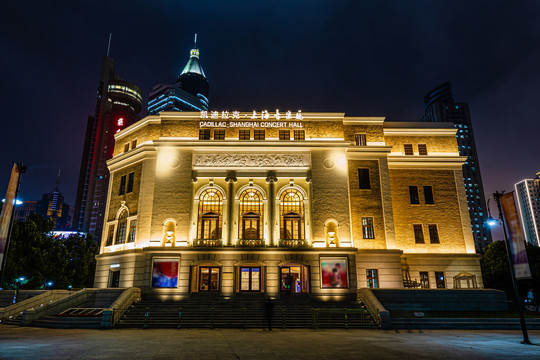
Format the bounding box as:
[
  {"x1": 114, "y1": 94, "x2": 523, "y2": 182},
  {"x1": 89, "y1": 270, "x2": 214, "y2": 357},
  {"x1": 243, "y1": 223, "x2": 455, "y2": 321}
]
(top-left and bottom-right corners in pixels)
[{"x1": 147, "y1": 34, "x2": 209, "y2": 114}]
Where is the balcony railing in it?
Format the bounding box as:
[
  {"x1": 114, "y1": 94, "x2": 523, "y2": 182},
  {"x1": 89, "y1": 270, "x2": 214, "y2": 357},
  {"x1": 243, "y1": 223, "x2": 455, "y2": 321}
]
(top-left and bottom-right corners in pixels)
[
  {"x1": 279, "y1": 239, "x2": 309, "y2": 248},
  {"x1": 237, "y1": 239, "x2": 265, "y2": 247},
  {"x1": 193, "y1": 239, "x2": 222, "y2": 247}
]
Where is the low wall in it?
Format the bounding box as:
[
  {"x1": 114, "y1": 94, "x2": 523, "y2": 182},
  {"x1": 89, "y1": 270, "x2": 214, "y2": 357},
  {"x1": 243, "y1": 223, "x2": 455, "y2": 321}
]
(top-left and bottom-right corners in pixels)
[
  {"x1": 0, "y1": 290, "x2": 48, "y2": 307},
  {"x1": 0, "y1": 290, "x2": 70, "y2": 323},
  {"x1": 371, "y1": 289, "x2": 508, "y2": 312}
]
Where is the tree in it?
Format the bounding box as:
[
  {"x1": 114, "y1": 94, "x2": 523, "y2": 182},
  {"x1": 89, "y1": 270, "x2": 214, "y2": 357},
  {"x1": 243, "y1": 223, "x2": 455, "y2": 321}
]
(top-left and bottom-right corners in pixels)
[
  {"x1": 481, "y1": 240, "x2": 540, "y2": 305},
  {"x1": 1, "y1": 214, "x2": 98, "y2": 289}
]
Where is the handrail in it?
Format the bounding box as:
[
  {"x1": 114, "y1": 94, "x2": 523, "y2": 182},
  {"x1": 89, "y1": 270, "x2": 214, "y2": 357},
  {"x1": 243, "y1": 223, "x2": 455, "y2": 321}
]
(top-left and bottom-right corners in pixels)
[
  {"x1": 0, "y1": 290, "x2": 70, "y2": 323},
  {"x1": 357, "y1": 288, "x2": 391, "y2": 329},
  {"x1": 105, "y1": 287, "x2": 141, "y2": 327}
]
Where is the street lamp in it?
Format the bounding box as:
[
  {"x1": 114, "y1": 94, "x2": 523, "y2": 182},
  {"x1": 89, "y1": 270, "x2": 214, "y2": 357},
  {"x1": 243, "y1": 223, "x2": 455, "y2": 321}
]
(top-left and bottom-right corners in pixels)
[{"x1": 488, "y1": 191, "x2": 531, "y2": 345}]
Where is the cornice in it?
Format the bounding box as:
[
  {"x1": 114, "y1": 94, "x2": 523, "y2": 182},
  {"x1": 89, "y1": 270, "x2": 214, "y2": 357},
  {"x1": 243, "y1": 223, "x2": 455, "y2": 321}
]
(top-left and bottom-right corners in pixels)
[{"x1": 387, "y1": 155, "x2": 467, "y2": 169}]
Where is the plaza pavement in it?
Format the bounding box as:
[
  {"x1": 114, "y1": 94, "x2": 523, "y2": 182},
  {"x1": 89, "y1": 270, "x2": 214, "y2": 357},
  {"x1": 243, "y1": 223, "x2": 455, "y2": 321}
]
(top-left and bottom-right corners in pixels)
[{"x1": 0, "y1": 325, "x2": 538, "y2": 359}]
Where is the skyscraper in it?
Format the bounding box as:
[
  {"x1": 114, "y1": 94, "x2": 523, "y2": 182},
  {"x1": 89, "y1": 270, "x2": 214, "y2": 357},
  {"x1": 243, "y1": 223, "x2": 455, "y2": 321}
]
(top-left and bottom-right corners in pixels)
[
  {"x1": 74, "y1": 56, "x2": 142, "y2": 241},
  {"x1": 515, "y1": 172, "x2": 540, "y2": 246},
  {"x1": 147, "y1": 35, "x2": 209, "y2": 114},
  {"x1": 421, "y1": 82, "x2": 492, "y2": 251}
]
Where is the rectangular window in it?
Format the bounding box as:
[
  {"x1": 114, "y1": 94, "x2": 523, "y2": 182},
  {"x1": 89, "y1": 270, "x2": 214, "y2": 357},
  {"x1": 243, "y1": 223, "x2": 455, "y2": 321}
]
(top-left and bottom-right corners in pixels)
[
  {"x1": 214, "y1": 129, "x2": 225, "y2": 140},
  {"x1": 239, "y1": 129, "x2": 250, "y2": 140},
  {"x1": 254, "y1": 129, "x2": 265, "y2": 140},
  {"x1": 355, "y1": 133, "x2": 367, "y2": 146},
  {"x1": 366, "y1": 269, "x2": 378, "y2": 289},
  {"x1": 428, "y1": 224, "x2": 440, "y2": 244},
  {"x1": 413, "y1": 224, "x2": 424, "y2": 244},
  {"x1": 409, "y1": 186, "x2": 419, "y2": 204},
  {"x1": 279, "y1": 130, "x2": 290, "y2": 140},
  {"x1": 119, "y1": 175, "x2": 126, "y2": 196},
  {"x1": 420, "y1": 271, "x2": 430, "y2": 289},
  {"x1": 404, "y1": 144, "x2": 414, "y2": 155},
  {"x1": 128, "y1": 220, "x2": 137, "y2": 243},
  {"x1": 124, "y1": 143, "x2": 130, "y2": 153},
  {"x1": 424, "y1": 186, "x2": 434, "y2": 204},
  {"x1": 106, "y1": 225, "x2": 114, "y2": 246},
  {"x1": 362, "y1": 217, "x2": 375, "y2": 239},
  {"x1": 127, "y1": 172, "x2": 134, "y2": 193},
  {"x1": 418, "y1": 144, "x2": 428, "y2": 155},
  {"x1": 199, "y1": 129, "x2": 211, "y2": 140},
  {"x1": 435, "y1": 271, "x2": 446, "y2": 288},
  {"x1": 131, "y1": 139, "x2": 137, "y2": 149},
  {"x1": 294, "y1": 130, "x2": 305, "y2": 140},
  {"x1": 358, "y1": 168, "x2": 371, "y2": 189}
]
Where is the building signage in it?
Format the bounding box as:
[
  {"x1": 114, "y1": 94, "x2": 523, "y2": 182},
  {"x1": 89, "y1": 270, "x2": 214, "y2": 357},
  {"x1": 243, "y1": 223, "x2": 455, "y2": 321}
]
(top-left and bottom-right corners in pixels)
[{"x1": 200, "y1": 110, "x2": 304, "y2": 128}]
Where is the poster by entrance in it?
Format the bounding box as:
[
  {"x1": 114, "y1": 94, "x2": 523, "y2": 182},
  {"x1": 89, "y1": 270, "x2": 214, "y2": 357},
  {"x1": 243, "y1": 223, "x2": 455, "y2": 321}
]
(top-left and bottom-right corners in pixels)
[
  {"x1": 320, "y1": 257, "x2": 348, "y2": 288},
  {"x1": 152, "y1": 258, "x2": 179, "y2": 288}
]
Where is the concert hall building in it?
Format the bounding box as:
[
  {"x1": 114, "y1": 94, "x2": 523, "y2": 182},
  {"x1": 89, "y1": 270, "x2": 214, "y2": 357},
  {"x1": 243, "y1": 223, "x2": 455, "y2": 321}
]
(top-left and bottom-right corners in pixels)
[{"x1": 93, "y1": 110, "x2": 483, "y2": 298}]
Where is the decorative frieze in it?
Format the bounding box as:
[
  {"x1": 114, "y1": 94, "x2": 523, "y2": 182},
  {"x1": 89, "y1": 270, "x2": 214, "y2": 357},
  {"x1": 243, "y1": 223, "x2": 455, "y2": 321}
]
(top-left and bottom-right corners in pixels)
[{"x1": 194, "y1": 154, "x2": 308, "y2": 168}]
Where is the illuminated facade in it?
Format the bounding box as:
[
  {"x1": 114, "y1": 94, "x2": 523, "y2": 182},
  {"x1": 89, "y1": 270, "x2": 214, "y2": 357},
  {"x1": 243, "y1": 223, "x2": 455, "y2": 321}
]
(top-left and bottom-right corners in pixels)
[
  {"x1": 147, "y1": 36, "x2": 209, "y2": 115},
  {"x1": 74, "y1": 56, "x2": 142, "y2": 240},
  {"x1": 94, "y1": 111, "x2": 483, "y2": 297},
  {"x1": 421, "y1": 82, "x2": 492, "y2": 251},
  {"x1": 515, "y1": 172, "x2": 540, "y2": 246}
]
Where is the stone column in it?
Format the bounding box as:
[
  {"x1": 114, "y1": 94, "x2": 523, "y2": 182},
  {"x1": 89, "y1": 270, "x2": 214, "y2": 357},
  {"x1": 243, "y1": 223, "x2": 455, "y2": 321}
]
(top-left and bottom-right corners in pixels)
[
  {"x1": 266, "y1": 174, "x2": 277, "y2": 246},
  {"x1": 225, "y1": 173, "x2": 237, "y2": 246}
]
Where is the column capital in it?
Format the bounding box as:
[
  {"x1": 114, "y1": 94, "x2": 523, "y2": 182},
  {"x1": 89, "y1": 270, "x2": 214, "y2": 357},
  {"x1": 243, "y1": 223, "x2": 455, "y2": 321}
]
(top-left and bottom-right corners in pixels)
[
  {"x1": 265, "y1": 175, "x2": 278, "y2": 183},
  {"x1": 225, "y1": 171, "x2": 237, "y2": 183}
]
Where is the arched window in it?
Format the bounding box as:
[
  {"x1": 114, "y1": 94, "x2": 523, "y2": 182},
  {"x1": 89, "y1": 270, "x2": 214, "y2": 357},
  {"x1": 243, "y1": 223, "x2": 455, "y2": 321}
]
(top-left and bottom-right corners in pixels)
[
  {"x1": 115, "y1": 210, "x2": 128, "y2": 245},
  {"x1": 239, "y1": 189, "x2": 263, "y2": 240},
  {"x1": 280, "y1": 189, "x2": 304, "y2": 240},
  {"x1": 197, "y1": 189, "x2": 223, "y2": 239}
]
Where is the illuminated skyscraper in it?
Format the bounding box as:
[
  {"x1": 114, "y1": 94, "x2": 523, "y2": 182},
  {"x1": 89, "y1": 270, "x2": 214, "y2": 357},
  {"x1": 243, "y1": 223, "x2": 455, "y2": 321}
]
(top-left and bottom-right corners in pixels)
[
  {"x1": 421, "y1": 82, "x2": 492, "y2": 251},
  {"x1": 74, "y1": 56, "x2": 142, "y2": 241},
  {"x1": 147, "y1": 35, "x2": 209, "y2": 114},
  {"x1": 515, "y1": 172, "x2": 540, "y2": 246}
]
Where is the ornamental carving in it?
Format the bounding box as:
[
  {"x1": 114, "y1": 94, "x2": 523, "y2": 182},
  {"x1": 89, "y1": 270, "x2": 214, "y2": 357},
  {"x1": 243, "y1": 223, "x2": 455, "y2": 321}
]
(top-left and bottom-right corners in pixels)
[{"x1": 194, "y1": 154, "x2": 307, "y2": 168}]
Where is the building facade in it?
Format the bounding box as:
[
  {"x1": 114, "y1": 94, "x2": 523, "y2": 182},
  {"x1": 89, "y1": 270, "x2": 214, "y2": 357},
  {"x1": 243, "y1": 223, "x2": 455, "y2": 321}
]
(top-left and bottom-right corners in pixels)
[
  {"x1": 147, "y1": 37, "x2": 209, "y2": 115},
  {"x1": 515, "y1": 172, "x2": 540, "y2": 246},
  {"x1": 421, "y1": 82, "x2": 492, "y2": 251},
  {"x1": 74, "y1": 56, "x2": 142, "y2": 240},
  {"x1": 94, "y1": 111, "x2": 482, "y2": 298}
]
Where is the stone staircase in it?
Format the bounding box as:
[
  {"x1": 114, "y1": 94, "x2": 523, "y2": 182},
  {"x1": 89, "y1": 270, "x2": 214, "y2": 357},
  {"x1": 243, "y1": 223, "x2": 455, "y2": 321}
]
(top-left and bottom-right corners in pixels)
[{"x1": 116, "y1": 293, "x2": 377, "y2": 329}]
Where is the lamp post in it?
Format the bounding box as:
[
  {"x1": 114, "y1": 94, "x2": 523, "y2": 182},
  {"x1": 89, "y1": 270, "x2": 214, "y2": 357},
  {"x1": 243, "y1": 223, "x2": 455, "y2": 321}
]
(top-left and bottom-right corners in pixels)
[{"x1": 489, "y1": 191, "x2": 531, "y2": 345}]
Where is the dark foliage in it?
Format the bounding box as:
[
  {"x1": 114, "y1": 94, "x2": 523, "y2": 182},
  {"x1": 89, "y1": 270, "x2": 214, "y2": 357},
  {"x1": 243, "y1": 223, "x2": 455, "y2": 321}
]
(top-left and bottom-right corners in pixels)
[
  {"x1": 481, "y1": 240, "x2": 540, "y2": 304},
  {"x1": 1, "y1": 214, "x2": 98, "y2": 289}
]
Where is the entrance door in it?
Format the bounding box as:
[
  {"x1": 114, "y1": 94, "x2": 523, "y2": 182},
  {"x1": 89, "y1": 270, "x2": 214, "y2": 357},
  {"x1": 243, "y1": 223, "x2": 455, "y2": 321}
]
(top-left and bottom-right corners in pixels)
[
  {"x1": 240, "y1": 267, "x2": 261, "y2": 292},
  {"x1": 280, "y1": 266, "x2": 307, "y2": 293},
  {"x1": 109, "y1": 270, "x2": 120, "y2": 288},
  {"x1": 199, "y1": 267, "x2": 220, "y2": 292}
]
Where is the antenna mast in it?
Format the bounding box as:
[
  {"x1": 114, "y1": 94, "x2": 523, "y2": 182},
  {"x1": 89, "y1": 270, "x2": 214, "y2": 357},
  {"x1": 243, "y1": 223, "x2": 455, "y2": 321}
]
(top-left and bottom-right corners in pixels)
[
  {"x1": 107, "y1": 33, "x2": 112, "y2": 56},
  {"x1": 194, "y1": 33, "x2": 197, "y2": 48}
]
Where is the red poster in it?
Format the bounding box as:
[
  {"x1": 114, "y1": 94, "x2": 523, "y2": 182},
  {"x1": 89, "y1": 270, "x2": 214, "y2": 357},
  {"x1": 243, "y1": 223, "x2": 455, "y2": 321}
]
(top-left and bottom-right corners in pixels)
[
  {"x1": 0, "y1": 164, "x2": 21, "y2": 267},
  {"x1": 501, "y1": 192, "x2": 532, "y2": 280}
]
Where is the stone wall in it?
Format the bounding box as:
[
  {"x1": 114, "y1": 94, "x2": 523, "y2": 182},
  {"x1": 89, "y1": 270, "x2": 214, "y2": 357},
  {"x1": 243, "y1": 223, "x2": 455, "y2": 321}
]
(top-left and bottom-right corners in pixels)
[
  {"x1": 347, "y1": 159, "x2": 386, "y2": 249},
  {"x1": 389, "y1": 169, "x2": 467, "y2": 253}
]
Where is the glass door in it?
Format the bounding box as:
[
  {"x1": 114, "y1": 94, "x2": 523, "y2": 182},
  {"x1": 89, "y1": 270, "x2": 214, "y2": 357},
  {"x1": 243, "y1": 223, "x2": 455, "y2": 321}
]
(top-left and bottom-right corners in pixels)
[
  {"x1": 199, "y1": 267, "x2": 220, "y2": 292},
  {"x1": 280, "y1": 266, "x2": 305, "y2": 293},
  {"x1": 240, "y1": 267, "x2": 261, "y2": 292}
]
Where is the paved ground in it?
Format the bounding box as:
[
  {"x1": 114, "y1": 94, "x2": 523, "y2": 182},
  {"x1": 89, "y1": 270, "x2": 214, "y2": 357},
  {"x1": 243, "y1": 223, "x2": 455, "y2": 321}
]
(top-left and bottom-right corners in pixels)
[{"x1": 0, "y1": 326, "x2": 538, "y2": 359}]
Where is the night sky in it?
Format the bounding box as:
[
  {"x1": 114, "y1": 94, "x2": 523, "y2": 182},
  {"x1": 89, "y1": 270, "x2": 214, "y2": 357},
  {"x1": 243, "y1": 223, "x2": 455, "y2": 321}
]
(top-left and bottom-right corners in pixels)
[{"x1": 1, "y1": 1, "x2": 539, "y2": 239}]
